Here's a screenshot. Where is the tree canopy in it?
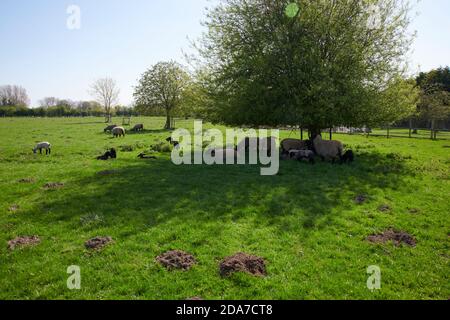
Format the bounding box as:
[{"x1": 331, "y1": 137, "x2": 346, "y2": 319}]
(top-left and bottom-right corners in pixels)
[
  {"x1": 195, "y1": 0, "x2": 416, "y2": 132},
  {"x1": 134, "y1": 61, "x2": 190, "y2": 129}
]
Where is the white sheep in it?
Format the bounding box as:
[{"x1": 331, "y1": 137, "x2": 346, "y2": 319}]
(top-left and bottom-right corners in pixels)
[
  {"x1": 112, "y1": 126, "x2": 126, "y2": 138},
  {"x1": 312, "y1": 135, "x2": 343, "y2": 163},
  {"x1": 33, "y1": 142, "x2": 51, "y2": 155}
]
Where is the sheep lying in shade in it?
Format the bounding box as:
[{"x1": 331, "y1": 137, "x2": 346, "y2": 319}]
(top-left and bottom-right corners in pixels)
[
  {"x1": 281, "y1": 139, "x2": 310, "y2": 154},
  {"x1": 289, "y1": 149, "x2": 315, "y2": 164},
  {"x1": 312, "y1": 135, "x2": 344, "y2": 163},
  {"x1": 104, "y1": 124, "x2": 117, "y2": 133},
  {"x1": 33, "y1": 142, "x2": 51, "y2": 155},
  {"x1": 112, "y1": 126, "x2": 126, "y2": 138}
]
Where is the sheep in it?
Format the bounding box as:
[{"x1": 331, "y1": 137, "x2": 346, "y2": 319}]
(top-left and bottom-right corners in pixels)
[
  {"x1": 137, "y1": 152, "x2": 157, "y2": 159},
  {"x1": 166, "y1": 137, "x2": 180, "y2": 148},
  {"x1": 341, "y1": 150, "x2": 354, "y2": 164},
  {"x1": 312, "y1": 135, "x2": 344, "y2": 163},
  {"x1": 281, "y1": 139, "x2": 310, "y2": 154},
  {"x1": 289, "y1": 149, "x2": 315, "y2": 164},
  {"x1": 33, "y1": 142, "x2": 51, "y2": 155},
  {"x1": 236, "y1": 137, "x2": 277, "y2": 156},
  {"x1": 112, "y1": 126, "x2": 126, "y2": 138},
  {"x1": 97, "y1": 148, "x2": 117, "y2": 160},
  {"x1": 104, "y1": 124, "x2": 117, "y2": 133},
  {"x1": 132, "y1": 124, "x2": 144, "y2": 132}
]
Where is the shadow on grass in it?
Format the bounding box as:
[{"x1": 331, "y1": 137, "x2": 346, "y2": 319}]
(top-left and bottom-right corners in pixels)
[
  {"x1": 26, "y1": 150, "x2": 413, "y2": 240},
  {"x1": 125, "y1": 129, "x2": 174, "y2": 135}
]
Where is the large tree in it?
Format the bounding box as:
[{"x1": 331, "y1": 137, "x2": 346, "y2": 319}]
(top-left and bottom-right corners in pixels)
[
  {"x1": 134, "y1": 61, "x2": 190, "y2": 129},
  {"x1": 195, "y1": 0, "x2": 416, "y2": 135},
  {"x1": 0, "y1": 85, "x2": 30, "y2": 107},
  {"x1": 89, "y1": 78, "x2": 120, "y2": 122}
]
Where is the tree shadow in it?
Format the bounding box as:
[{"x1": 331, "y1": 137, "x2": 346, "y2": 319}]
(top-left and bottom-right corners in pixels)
[
  {"x1": 125, "y1": 129, "x2": 173, "y2": 135},
  {"x1": 25, "y1": 149, "x2": 414, "y2": 242}
]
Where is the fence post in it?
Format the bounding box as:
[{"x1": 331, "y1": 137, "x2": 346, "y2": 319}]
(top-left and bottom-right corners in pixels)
[
  {"x1": 329, "y1": 128, "x2": 333, "y2": 140},
  {"x1": 300, "y1": 128, "x2": 303, "y2": 140}
]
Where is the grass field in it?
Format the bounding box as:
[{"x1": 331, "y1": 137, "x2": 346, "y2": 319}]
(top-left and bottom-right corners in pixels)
[{"x1": 0, "y1": 117, "x2": 449, "y2": 300}]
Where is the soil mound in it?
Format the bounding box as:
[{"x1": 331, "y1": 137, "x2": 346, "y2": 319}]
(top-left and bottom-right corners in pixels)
[
  {"x1": 156, "y1": 250, "x2": 196, "y2": 270},
  {"x1": 367, "y1": 229, "x2": 416, "y2": 247},
  {"x1": 219, "y1": 252, "x2": 267, "y2": 277},
  {"x1": 8, "y1": 236, "x2": 41, "y2": 250}
]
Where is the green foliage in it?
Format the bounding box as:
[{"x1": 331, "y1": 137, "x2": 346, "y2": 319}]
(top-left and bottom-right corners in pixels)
[
  {"x1": 134, "y1": 61, "x2": 190, "y2": 129},
  {"x1": 416, "y1": 66, "x2": 450, "y2": 93},
  {"x1": 416, "y1": 67, "x2": 450, "y2": 122},
  {"x1": 195, "y1": 0, "x2": 415, "y2": 130}
]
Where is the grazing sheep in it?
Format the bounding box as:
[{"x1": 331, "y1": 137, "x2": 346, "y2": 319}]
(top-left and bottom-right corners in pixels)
[
  {"x1": 97, "y1": 148, "x2": 117, "y2": 160},
  {"x1": 33, "y1": 142, "x2": 51, "y2": 155},
  {"x1": 281, "y1": 139, "x2": 310, "y2": 154},
  {"x1": 132, "y1": 124, "x2": 144, "y2": 132},
  {"x1": 341, "y1": 150, "x2": 354, "y2": 164},
  {"x1": 112, "y1": 126, "x2": 126, "y2": 138},
  {"x1": 289, "y1": 149, "x2": 316, "y2": 164},
  {"x1": 312, "y1": 135, "x2": 344, "y2": 163},
  {"x1": 166, "y1": 137, "x2": 180, "y2": 148},
  {"x1": 104, "y1": 124, "x2": 117, "y2": 133}
]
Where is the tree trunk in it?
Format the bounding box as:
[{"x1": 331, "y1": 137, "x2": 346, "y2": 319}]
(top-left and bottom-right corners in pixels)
[
  {"x1": 164, "y1": 110, "x2": 171, "y2": 130},
  {"x1": 308, "y1": 127, "x2": 322, "y2": 140}
]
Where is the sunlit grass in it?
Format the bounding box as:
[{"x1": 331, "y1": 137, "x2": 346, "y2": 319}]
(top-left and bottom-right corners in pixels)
[{"x1": 0, "y1": 117, "x2": 448, "y2": 300}]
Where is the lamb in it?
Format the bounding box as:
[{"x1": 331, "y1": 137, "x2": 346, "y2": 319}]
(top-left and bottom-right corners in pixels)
[
  {"x1": 97, "y1": 148, "x2": 117, "y2": 160},
  {"x1": 341, "y1": 150, "x2": 354, "y2": 163},
  {"x1": 312, "y1": 135, "x2": 344, "y2": 163},
  {"x1": 132, "y1": 124, "x2": 144, "y2": 132},
  {"x1": 112, "y1": 126, "x2": 126, "y2": 138},
  {"x1": 281, "y1": 139, "x2": 310, "y2": 154},
  {"x1": 137, "y1": 152, "x2": 157, "y2": 159},
  {"x1": 104, "y1": 124, "x2": 117, "y2": 133},
  {"x1": 166, "y1": 137, "x2": 180, "y2": 148},
  {"x1": 289, "y1": 149, "x2": 315, "y2": 164},
  {"x1": 33, "y1": 142, "x2": 51, "y2": 155}
]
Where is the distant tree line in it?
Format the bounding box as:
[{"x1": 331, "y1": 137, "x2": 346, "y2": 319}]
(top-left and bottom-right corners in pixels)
[{"x1": 395, "y1": 67, "x2": 450, "y2": 129}]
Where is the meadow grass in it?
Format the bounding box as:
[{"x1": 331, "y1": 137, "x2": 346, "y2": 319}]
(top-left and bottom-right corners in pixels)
[{"x1": 0, "y1": 117, "x2": 448, "y2": 300}]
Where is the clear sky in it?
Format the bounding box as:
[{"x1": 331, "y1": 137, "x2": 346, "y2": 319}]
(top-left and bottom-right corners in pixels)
[{"x1": 0, "y1": 0, "x2": 449, "y2": 107}]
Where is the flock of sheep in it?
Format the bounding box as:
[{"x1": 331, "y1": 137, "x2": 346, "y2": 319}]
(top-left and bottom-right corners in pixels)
[
  {"x1": 32, "y1": 123, "x2": 354, "y2": 165},
  {"x1": 104, "y1": 123, "x2": 144, "y2": 137}
]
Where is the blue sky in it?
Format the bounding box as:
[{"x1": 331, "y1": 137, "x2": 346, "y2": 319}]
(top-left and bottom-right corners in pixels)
[{"x1": 0, "y1": 0, "x2": 449, "y2": 107}]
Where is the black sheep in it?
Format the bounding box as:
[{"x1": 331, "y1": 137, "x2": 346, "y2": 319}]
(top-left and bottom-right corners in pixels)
[
  {"x1": 97, "y1": 148, "x2": 117, "y2": 160},
  {"x1": 340, "y1": 150, "x2": 354, "y2": 164},
  {"x1": 137, "y1": 152, "x2": 157, "y2": 159},
  {"x1": 166, "y1": 137, "x2": 180, "y2": 148}
]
